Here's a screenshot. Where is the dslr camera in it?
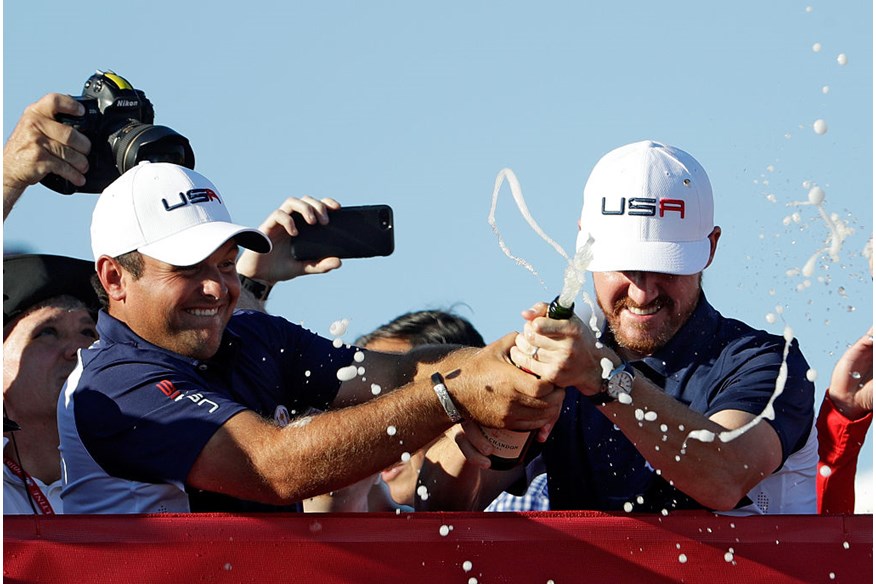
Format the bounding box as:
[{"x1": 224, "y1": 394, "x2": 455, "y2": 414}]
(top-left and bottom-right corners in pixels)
[{"x1": 41, "y1": 70, "x2": 195, "y2": 194}]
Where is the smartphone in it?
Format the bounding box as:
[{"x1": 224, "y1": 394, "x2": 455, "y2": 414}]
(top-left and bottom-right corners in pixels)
[{"x1": 290, "y1": 205, "x2": 395, "y2": 261}]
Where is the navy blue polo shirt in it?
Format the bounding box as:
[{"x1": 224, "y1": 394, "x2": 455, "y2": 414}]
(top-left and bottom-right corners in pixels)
[
  {"x1": 58, "y1": 309, "x2": 358, "y2": 514},
  {"x1": 541, "y1": 294, "x2": 815, "y2": 512}
]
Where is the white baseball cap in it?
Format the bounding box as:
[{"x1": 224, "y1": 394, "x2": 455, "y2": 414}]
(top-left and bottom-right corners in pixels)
[
  {"x1": 576, "y1": 140, "x2": 715, "y2": 275},
  {"x1": 91, "y1": 162, "x2": 271, "y2": 265}
]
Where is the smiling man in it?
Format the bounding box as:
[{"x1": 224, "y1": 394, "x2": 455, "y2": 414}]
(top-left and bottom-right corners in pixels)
[
  {"x1": 57, "y1": 162, "x2": 564, "y2": 514},
  {"x1": 420, "y1": 141, "x2": 817, "y2": 515}
]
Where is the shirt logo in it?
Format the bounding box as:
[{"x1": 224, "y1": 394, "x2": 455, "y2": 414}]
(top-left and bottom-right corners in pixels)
[
  {"x1": 601, "y1": 197, "x2": 685, "y2": 218},
  {"x1": 156, "y1": 379, "x2": 180, "y2": 399},
  {"x1": 154, "y1": 379, "x2": 220, "y2": 413},
  {"x1": 161, "y1": 188, "x2": 222, "y2": 212}
]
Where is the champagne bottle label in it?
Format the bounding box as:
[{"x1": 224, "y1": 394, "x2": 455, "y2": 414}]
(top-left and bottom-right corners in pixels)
[{"x1": 480, "y1": 427, "x2": 531, "y2": 456}]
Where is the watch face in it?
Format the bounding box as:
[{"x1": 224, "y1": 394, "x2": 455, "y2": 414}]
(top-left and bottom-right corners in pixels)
[{"x1": 607, "y1": 370, "x2": 634, "y2": 398}]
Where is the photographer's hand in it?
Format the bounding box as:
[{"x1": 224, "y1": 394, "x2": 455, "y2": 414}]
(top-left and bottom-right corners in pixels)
[
  {"x1": 3, "y1": 93, "x2": 91, "y2": 220},
  {"x1": 236, "y1": 196, "x2": 343, "y2": 290}
]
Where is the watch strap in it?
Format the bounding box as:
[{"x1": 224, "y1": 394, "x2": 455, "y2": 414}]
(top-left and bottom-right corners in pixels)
[{"x1": 239, "y1": 275, "x2": 273, "y2": 301}]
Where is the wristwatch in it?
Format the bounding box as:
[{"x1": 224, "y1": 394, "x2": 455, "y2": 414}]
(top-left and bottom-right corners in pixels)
[{"x1": 585, "y1": 362, "x2": 635, "y2": 406}]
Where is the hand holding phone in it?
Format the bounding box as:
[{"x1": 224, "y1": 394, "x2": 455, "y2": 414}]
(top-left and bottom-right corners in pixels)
[{"x1": 290, "y1": 205, "x2": 395, "y2": 261}]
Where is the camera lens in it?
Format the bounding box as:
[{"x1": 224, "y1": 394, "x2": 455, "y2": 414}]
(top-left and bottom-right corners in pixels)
[
  {"x1": 111, "y1": 123, "x2": 195, "y2": 174},
  {"x1": 378, "y1": 208, "x2": 390, "y2": 229}
]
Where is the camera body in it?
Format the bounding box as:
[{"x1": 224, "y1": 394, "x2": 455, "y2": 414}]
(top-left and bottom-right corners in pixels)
[{"x1": 41, "y1": 70, "x2": 195, "y2": 194}]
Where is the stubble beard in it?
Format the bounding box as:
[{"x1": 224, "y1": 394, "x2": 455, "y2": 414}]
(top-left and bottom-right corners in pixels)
[{"x1": 600, "y1": 294, "x2": 698, "y2": 357}]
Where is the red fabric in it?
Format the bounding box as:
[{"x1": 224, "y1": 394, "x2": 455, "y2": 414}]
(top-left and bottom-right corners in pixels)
[
  {"x1": 3, "y1": 512, "x2": 872, "y2": 583},
  {"x1": 816, "y1": 390, "x2": 874, "y2": 514}
]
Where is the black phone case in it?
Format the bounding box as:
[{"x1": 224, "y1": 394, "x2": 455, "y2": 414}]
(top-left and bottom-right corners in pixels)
[{"x1": 290, "y1": 205, "x2": 395, "y2": 260}]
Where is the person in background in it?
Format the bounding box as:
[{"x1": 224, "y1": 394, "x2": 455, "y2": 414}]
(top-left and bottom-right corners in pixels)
[
  {"x1": 3, "y1": 255, "x2": 99, "y2": 514},
  {"x1": 817, "y1": 241, "x2": 873, "y2": 514},
  {"x1": 419, "y1": 140, "x2": 817, "y2": 515},
  {"x1": 305, "y1": 309, "x2": 486, "y2": 512},
  {"x1": 58, "y1": 162, "x2": 564, "y2": 513}
]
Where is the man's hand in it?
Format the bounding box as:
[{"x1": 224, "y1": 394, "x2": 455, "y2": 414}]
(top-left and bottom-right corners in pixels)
[
  {"x1": 4, "y1": 93, "x2": 91, "y2": 219},
  {"x1": 443, "y1": 332, "x2": 565, "y2": 432},
  {"x1": 827, "y1": 328, "x2": 873, "y2": 420},
  {"x1": 236, "y1": 196, "x2": 343, "y2": 284},
  {"x1": 510, "y1": 302, "x2": 617, "y2": 397}
]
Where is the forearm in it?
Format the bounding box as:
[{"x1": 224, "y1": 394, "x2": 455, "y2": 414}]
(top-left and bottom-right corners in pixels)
[
  {"x1": 3, "y1": 184, "x2": 25, "y2": 221},
  {"x1": 598, "y1": 378, "x2": 781, "y2": 510},
  {"x1": 416, "y1": 430, "x2": 522, "y2": 511},
  {"x1": 190, "y1": 380, "x2": 454, "y2": 505}
]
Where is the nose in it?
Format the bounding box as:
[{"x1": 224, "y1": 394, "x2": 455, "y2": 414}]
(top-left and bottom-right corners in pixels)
[
  {"x1": 63, "y1": 336, "x2": 89, "y2": 361},
  {"x1": 201, "y1": 268, "x2": 228, "y2": 300},
  {"x1": 623, "y1": 271, "x2": 659, "y2": 306}
]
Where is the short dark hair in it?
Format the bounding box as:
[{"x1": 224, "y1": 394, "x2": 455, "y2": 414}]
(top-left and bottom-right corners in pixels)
[
  {"x1": 356, "y1": 309, "x2": 485, "y2": 348},
  {"x1": 92, "y1": 251, "x2": 145, "y2": 309}
]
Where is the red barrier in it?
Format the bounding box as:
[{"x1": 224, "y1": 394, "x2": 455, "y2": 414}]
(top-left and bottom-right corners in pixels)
[{"x1": 4, "y1": 512, "x2": 872, "y2": 583}]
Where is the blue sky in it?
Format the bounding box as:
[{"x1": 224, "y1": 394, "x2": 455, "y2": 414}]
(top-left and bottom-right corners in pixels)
[{"x1": 4, "y1": 1, "x2": 873, "y2": 504}]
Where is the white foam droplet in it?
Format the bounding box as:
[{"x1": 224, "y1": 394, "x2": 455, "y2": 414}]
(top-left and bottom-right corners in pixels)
[
  {"x1": 439, "y1": 525, "x2": 451, "y2": 536},
  {"x1": 644, "y1": 411, "x2": 658, "y2": 422},
  {"x1": 336, "y1": 365, "x2": 358, "y2": 381},
  {"x1": 623, "y1": 502, "x2": 634, "y2": 512},
  {"x1": 354, "y1": 351, "x2": 365, "y2": 363},
  {"x1": 634, "y1": 409, "x2": 645, "y2": 421},
  {"x1": 812, "y1": 42, "x2": 822, "y2": 53},
  {"x1": 808, "y1": 186, "x2": 825, "y2": 205},
  {"x1": 357, "y1": 366, "x2": 365, "y2": 376},
  {"x1": 463, "y1": 561, "x2": 473, "y2": 572},
  {"x1": 843, "y1": 541, "x2": 850, "y2": 550},
  {"x1": 837, "y1": 53, "x2": 848, "y2": 66},
  {"x1": 600, "y1": 358, "x2": 615, "y2": 379},
  {"x1": 401, "y1": 452, "x2": 411, "y2": 462},
  {"x1": 766, "y1": 313, "x2": 777, "y2": 324},
  {"x1": 386, "y1": 425, "x2": 397, "y2": 436},
  {"x1": 806, "y1": 369, "x2": 818, "y2": 382},
  {"x1": 618, "y1": 392, "x2": 633, "y2": 405},
  {"x1": 820, "y1": 465, "x2": 833, "y2": 477},
  {"x1": 822, "y1": 85, "x2": 830, "y2": 94},
  {"x1": 678, "y1": 554, "x2": 687, "y2": 564},
  {"x1": 332, "y1": 338, "x2": 344, "y2": 348},
  {"x1": 371, "y1": 384, "x2": 382, "y2": 395},
  {"x1": 802, "y1": 254, "x2": 819, "y2": 277},
  {"x1": 687, "y1": 429, "x2": 716, "y2": 443},
  {"x1": 724, "y1": 552, "x2": 734, "y2": 562},
  {"x1": 813, "y1": 119, "x2": 828, "y2": 135},
  {"x1": 417, "y1": 485, "x2": 429, "y2": 500},
  {"x1": 304, "y1": 370, "x2": 311, "y2": 377},
  {"x1": 329, "y1": 319, "x2": 349, "y2": 337}
]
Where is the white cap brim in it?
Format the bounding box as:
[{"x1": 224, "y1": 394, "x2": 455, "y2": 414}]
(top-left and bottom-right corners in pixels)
[
  {"x1": 138, "y1": 221, "x2": 271, "y2": 266},
  {"x1": 579, "y1": 230, "x2": 711, "y2": 276}
]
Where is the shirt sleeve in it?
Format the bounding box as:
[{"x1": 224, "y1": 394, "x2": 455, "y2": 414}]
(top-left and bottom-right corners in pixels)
[
  {"x1": 75, "y1": 365, "x2": 247, "y2": 485},
  {"x1": 816, "y1": 390, "x2": 873, "y2": 514},
  {"x1": 704, "y1": 336, "x2": 815, "y2": 465}
]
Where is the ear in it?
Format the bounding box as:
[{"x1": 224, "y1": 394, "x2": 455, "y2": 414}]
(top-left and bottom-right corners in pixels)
[
  {"x1": 703, "y1": 226, "x2": 721, "y2": 270},
  {"x1": 96, "y1": 256, "x2": 127, "y2": 303}
]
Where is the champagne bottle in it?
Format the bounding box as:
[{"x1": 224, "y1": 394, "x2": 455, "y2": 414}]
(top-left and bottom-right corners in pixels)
[{"x1": 482, "y1": 296, "x2": 573, "y2": 470}]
